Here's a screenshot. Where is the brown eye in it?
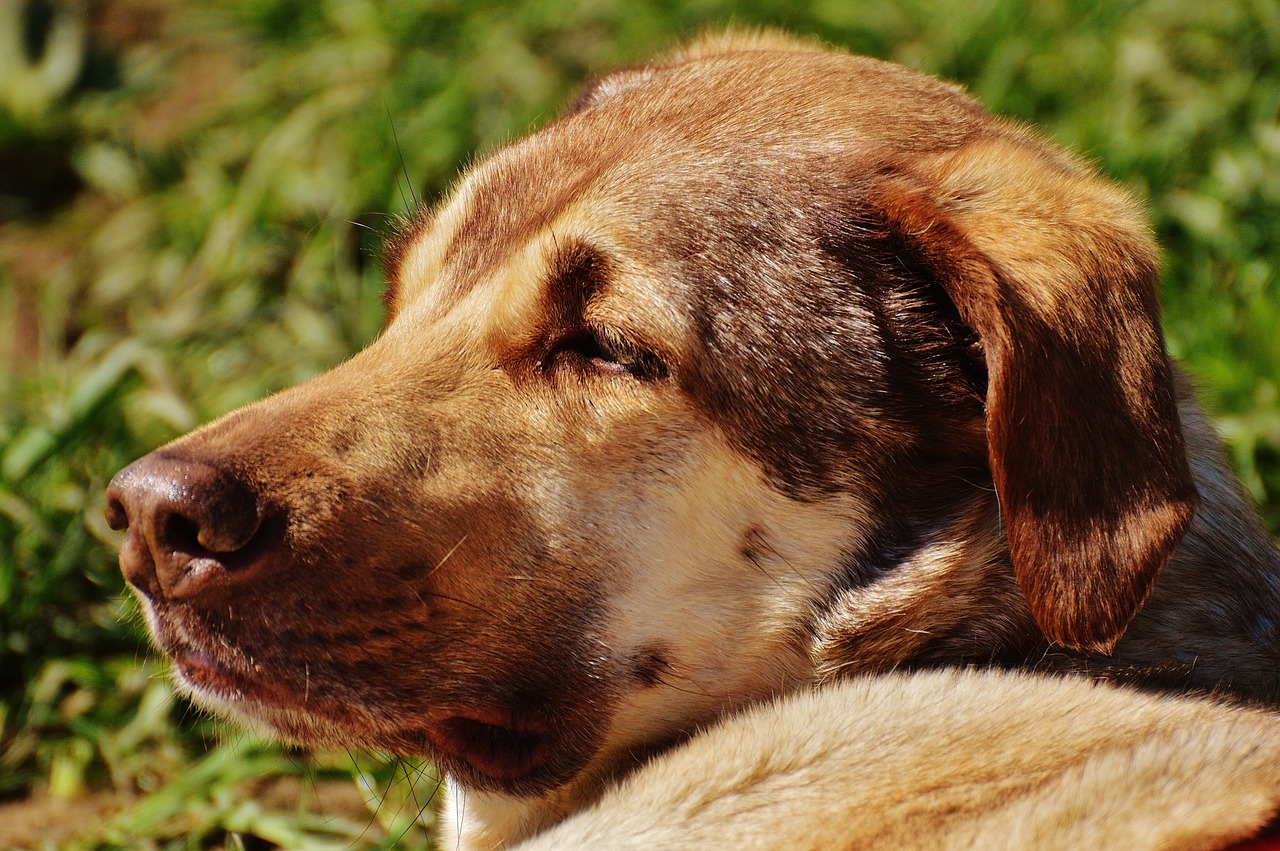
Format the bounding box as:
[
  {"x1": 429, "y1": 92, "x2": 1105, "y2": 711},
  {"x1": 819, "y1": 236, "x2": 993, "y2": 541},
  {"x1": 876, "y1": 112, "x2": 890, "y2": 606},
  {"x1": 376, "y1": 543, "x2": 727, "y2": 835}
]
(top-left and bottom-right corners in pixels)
[{"x1": 556, "y1": 330, "x2": 666, "y2": 380}]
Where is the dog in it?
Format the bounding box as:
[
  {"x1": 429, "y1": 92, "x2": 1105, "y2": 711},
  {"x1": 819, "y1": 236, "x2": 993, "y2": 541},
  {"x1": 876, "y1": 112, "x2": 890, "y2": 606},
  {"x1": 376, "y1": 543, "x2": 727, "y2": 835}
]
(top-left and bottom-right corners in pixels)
[{"x1": 106, "y1": 30, "x2": 1280, "y2": 848}]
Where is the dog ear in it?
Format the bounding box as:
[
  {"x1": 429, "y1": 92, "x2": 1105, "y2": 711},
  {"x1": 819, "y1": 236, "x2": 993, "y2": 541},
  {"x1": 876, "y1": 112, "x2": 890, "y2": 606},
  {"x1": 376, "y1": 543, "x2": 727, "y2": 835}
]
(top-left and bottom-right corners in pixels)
[{"x1": 870, "y1": 136, "x2": 1198, "y2": 653}]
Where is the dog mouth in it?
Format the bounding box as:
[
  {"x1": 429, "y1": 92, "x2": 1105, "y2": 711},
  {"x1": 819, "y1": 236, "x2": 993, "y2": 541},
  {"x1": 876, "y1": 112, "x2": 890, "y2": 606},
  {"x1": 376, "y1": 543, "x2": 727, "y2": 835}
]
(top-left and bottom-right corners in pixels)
[
  {"x1": 149, "y1": 605, "x2": 600, "y2": 794},
  {"x1": 175, "y1": 646, "x2": 554, "y2": 781},
  {"x1": 167, "y1": 637, "x2": 565, "y2": 787},
  {"x1": 169, "y1": 646, "x2": 299, "y2": 709},
  {"x1": 424, "y1": 711, "x2": 552, "y2": 783}
]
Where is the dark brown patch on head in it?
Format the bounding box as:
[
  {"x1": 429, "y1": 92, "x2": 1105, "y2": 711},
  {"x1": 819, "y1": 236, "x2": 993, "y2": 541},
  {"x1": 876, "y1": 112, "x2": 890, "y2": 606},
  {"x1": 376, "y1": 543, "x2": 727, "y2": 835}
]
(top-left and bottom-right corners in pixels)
[
  {"x1": 541, "y1": 242, "x2": 610, "y2": 345},
  {"x1": 658, "y1": 171, "x2": 987, "y2": 502}
]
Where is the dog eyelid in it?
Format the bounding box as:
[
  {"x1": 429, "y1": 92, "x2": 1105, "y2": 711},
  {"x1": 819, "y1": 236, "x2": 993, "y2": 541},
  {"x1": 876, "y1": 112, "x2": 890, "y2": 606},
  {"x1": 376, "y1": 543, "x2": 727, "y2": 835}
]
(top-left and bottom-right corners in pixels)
[{"x1": 554, "y1": 328, "x2": 667, "y2": 381}]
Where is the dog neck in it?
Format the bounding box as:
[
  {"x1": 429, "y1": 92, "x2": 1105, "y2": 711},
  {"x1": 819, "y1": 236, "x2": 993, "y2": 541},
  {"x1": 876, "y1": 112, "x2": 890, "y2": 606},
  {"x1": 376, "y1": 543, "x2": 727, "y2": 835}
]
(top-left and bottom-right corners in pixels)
[{"x1": 810, "y1": 492, "x2": 1038, "y2": 678}]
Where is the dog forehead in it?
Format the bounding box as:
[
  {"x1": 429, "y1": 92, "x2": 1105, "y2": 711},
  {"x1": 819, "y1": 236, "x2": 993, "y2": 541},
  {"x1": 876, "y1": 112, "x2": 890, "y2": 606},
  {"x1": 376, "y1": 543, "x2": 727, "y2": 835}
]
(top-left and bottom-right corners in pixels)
[
  {"x1": 389, "y1": 46, "x2": 997, "y2": 323},
  {"x1": 562, "y1": 47, "x2": 989, "y2": 156}
]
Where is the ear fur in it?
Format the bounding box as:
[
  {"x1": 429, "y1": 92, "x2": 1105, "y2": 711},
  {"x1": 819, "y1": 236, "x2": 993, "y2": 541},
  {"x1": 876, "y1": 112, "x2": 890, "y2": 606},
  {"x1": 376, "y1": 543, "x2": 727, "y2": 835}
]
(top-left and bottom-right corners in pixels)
[{"x1": 872, "y1": 135, "x2": 1198, "y2": 652}]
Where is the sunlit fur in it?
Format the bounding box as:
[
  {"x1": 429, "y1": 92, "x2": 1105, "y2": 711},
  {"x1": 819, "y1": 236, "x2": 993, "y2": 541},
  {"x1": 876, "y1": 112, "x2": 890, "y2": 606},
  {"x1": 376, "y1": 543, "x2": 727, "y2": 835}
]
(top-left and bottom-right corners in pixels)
[
  {"x1": 514, "y1": 669, "x2": 1280, "y2": 851},
  {"x1": 108, "y1": 29, "x2": 1280, "y2": 851}
]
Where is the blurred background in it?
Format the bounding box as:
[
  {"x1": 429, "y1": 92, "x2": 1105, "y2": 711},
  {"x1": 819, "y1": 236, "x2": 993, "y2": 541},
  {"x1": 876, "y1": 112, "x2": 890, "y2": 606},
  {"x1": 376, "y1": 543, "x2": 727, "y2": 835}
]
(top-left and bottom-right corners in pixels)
[{"x1": 1, "y1": 0, "x2": 1278, "y2": 847}]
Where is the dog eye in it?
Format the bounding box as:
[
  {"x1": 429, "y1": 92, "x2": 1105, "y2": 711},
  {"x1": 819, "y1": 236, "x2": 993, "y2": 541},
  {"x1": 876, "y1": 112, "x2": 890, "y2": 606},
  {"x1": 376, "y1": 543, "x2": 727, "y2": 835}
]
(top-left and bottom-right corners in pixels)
[{"x1": 556, "y1": 330, "x2": 666, "y2": 380}]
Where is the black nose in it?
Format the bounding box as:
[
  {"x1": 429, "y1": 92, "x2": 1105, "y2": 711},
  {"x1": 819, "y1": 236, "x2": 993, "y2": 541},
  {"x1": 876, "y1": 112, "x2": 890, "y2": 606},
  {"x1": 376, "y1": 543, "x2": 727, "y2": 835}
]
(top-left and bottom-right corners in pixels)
[{"x1": 106, "y1": 453, "x2": 265, "y2": 601}]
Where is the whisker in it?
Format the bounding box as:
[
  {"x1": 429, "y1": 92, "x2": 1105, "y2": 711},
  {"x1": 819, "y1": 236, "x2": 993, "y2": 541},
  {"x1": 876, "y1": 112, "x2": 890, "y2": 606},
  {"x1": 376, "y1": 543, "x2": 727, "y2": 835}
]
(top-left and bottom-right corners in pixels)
[
  {"x1": 416, "y1": 591, "x2": 499, "y2": 619},
  {"x1": 383, "y1": 93, "x2": 419, "y2": 208}
]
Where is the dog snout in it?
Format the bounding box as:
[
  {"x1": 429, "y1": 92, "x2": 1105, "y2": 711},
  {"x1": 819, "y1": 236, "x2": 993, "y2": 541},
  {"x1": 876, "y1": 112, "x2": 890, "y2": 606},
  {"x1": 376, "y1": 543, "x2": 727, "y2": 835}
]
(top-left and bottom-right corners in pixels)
[{"x1": 106, "y1": 453, "x2": 265, "y2": 601}]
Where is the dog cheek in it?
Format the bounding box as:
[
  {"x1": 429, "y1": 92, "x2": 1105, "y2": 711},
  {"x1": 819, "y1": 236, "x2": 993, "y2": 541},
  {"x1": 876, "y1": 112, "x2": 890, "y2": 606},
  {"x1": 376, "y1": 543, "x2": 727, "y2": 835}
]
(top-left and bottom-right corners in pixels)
[{"x1": 582, "y1": 432, "x2": 867, "y2": 739}]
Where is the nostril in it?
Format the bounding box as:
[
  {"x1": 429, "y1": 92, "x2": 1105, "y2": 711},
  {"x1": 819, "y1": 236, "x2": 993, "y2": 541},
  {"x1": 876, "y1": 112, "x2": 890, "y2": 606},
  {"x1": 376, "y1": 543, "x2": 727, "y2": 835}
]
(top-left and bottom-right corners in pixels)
[
  {"x1": 156, "y1": 505, "x2": 261, "y2": 558},
  {"x1": 105, "y1": 492, "x2": 129, "y2": 531},
  {"x1": 195, "y1": 490, "x2": 262, "y2": 553},
  {"x1": 162, "y1": 512, "x2": 204, "y2": 555}
]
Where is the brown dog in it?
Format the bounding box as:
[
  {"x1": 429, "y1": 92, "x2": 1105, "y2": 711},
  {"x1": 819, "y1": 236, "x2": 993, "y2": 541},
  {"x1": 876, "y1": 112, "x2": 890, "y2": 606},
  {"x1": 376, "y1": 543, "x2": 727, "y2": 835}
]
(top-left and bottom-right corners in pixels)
[{"x1": 107, "y1": 30, "x2": 1280, "y2": 847}]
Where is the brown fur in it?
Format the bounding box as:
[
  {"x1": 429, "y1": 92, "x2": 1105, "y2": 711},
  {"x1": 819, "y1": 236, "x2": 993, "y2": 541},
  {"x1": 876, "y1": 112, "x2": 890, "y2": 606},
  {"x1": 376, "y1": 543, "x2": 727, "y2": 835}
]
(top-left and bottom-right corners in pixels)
[{"x1": 107, "y1": 30, "x2": 1280, "y2": 848}]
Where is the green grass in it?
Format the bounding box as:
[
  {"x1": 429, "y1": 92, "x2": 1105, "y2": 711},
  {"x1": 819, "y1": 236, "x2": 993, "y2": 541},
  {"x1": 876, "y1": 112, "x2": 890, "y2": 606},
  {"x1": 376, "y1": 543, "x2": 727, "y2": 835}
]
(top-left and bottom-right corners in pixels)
[{"x1": 2, "y1": 0, "x2": 1278, "y2": 847}]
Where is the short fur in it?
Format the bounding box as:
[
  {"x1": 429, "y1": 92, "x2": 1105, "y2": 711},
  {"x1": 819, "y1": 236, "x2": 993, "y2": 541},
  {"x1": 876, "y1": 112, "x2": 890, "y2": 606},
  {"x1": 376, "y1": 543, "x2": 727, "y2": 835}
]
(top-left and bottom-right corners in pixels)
[
  {"x1": 515, "y1": 669, "x2": 1280, "y2": 851},
  {"x1": 107, "y1": 30, "x2": 1280, "y2": 849}
]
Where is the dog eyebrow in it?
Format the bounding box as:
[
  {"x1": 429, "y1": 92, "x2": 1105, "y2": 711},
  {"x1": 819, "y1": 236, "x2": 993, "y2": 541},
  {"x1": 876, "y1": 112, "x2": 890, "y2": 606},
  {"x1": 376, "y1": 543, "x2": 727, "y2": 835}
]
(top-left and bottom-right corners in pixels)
[
  {"x1": 545, "y1": 241, "x2": 607, "y2": 324},
  {"x1": 379, "y1": 206, "x2": 436, "y2": 323}
]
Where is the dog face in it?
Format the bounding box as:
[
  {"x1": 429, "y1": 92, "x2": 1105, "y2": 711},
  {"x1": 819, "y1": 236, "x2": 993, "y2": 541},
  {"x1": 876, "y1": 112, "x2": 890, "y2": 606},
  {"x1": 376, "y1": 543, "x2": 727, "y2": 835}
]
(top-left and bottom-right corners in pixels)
[{"x1": 106, "y1": 32, "x2": 1196, "y2": 805}]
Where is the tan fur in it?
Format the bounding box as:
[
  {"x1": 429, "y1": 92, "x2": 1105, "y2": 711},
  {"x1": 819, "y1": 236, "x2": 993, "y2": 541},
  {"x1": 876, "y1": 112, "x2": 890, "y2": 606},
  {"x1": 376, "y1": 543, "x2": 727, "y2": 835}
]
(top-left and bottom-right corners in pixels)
[
  {"x1": 512, "y1": 669, "x2": 1280, "y2": 851},
  {"x1": 105, "y1": 29, "x2": 1280, "y2": 851}
]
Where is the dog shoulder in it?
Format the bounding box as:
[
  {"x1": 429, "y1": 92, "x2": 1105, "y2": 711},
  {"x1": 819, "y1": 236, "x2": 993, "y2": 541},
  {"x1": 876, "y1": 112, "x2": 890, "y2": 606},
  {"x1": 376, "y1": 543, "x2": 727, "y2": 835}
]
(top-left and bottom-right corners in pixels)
[{"x1": 515, "y1": 670, "x2": 1280, "y2": 850}]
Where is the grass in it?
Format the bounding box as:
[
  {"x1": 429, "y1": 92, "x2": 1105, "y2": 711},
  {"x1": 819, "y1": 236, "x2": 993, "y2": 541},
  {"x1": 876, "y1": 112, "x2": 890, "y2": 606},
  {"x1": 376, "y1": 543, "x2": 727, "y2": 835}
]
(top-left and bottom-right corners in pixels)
[{"x1": 1, "y1": 0, "x2": 1278, "y2": 847}]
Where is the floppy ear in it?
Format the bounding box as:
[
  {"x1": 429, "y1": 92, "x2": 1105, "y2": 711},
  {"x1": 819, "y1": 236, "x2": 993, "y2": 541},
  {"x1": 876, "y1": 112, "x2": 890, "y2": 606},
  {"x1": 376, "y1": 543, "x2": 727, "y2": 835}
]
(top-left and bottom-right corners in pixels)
[{"x1": 872, "y1": 136, "x2": 1198, "y2": 653}]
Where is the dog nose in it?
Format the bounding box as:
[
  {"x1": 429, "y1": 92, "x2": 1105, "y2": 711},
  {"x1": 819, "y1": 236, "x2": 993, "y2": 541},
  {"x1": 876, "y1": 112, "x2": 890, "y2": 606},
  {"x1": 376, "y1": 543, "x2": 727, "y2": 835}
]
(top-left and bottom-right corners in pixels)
[{"x1": 106, "y1": 453, "x2": 264, "y2": 600}]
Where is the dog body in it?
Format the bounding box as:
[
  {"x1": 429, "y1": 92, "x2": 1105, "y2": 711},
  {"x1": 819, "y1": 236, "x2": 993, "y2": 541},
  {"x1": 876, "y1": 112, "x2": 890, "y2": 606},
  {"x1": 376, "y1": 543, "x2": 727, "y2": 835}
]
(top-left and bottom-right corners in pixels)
[
  {"x1": 511, "y1": 669, "x2": 1280, "y2": 851},
  {"x1": 107, "y1": 32, "x2": 1280, "y2": 848}
]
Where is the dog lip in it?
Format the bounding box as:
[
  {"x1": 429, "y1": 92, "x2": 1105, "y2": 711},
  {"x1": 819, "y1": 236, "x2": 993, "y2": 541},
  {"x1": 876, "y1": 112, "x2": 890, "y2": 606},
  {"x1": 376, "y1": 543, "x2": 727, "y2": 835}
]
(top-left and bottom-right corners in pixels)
[
  {"x1": 425, "y1": 710, "x2": 552, "y2": 782},
  {"x1": 173, "y1": 648, "x2": 242, "y2": 694},
  {"x1": 171, "y1": 647, "x2": 293, "y2": 707}
]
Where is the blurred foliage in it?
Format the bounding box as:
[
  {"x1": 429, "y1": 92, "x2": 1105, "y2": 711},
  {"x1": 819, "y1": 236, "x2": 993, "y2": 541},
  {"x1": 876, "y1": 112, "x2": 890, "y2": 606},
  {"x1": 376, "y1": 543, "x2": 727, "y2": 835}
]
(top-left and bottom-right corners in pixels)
[{"x1": 1, "y1": 0, "x2": 1278, "y2": 847}]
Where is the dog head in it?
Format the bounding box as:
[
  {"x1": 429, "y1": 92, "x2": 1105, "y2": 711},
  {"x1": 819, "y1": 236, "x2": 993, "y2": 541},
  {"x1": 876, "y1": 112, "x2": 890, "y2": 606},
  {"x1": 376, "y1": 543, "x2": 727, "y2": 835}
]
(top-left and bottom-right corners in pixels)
[{"x1": 106, "y1": 31, "x2": 1195, "y2": 806}]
